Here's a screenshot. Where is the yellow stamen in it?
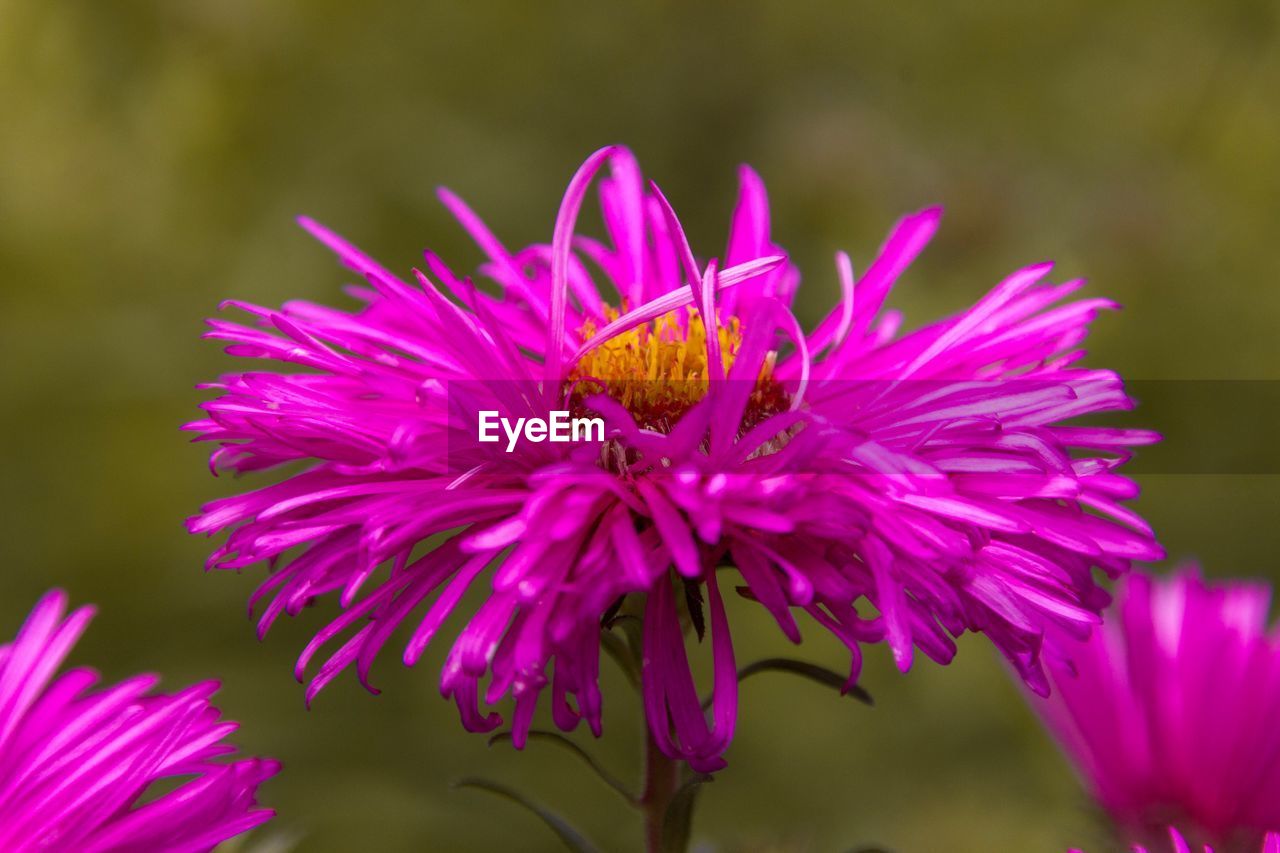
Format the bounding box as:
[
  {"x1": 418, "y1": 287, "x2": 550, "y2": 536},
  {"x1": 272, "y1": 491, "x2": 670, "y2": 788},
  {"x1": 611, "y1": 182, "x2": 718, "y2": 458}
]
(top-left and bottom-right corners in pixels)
[{"x1": 566, "y1": 306, "x2": 787, "y2": 433}]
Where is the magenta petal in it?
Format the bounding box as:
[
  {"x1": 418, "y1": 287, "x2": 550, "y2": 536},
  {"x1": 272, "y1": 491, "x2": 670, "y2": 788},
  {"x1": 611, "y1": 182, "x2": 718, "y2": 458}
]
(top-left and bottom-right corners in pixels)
[
  {"x1": 0, "y1": 593, "x2": 276, "y2": 849},
  {"x1": 1031, "y1": 568, "x2": 1280, "y2": 850}
]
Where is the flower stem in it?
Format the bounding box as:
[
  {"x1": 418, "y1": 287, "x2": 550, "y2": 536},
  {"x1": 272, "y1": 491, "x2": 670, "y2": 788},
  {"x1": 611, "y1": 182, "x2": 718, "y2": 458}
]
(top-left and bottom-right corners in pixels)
[{"x1": 640, "y1": 724, "x2": 681, "y2": 853}]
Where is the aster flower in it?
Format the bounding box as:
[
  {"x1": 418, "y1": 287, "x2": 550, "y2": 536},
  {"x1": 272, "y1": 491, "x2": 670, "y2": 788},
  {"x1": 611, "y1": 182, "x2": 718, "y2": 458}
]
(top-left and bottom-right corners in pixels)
[
  {"x1": 1036, "y1": 568, "x2": 1280, "y2": 852},
  {"x1": 188, "y1": 145, "x2": 1160, "y2": 773},
  {"x1": 0, "y1": 590, "x2": 278, "y2": 851}
]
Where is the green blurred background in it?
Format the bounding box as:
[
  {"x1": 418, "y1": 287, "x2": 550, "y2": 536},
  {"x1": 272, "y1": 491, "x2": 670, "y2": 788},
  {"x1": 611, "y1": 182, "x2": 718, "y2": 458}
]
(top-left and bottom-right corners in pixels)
[{"x1": 2, "y1": 1, "x2": 1278, "y2": 850}]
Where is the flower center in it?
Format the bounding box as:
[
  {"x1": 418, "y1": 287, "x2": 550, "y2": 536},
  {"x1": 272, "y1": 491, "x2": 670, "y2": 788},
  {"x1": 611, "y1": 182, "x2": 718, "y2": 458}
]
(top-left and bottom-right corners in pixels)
[{"x1": 566, "y1": 306, "x2": 789, "y2": 433}]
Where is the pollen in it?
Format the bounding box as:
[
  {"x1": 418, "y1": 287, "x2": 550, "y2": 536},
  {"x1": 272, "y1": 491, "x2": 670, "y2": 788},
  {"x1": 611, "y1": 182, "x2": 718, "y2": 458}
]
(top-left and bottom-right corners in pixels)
[{"x1": 566, "y1": 306, "x2": 788, "y2": 433}]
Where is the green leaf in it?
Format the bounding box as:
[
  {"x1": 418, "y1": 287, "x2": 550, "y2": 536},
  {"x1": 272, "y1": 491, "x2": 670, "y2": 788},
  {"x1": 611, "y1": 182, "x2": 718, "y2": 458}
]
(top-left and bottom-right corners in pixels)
[
  {"x1": 681, "y1": 578, "x2": 706, "y2": 641},
  {"x1": 600, "y1": 627, "x2": 641, "y2": 687},
  {"x1": 453, "y1": 777, "x2": 600, "y2": 853},
  {"x1": 602, "y1": 612, "x2": 643, "y2": 633},
  {"x1": 488, "y1": 729, "x2": 637, "y2": 804},
  {"x1": 735, "y1": 657, "x2": 874, "y2": 706},
  {"x1": 661, "y1": 773, "x2": 712, "y2": 853}
]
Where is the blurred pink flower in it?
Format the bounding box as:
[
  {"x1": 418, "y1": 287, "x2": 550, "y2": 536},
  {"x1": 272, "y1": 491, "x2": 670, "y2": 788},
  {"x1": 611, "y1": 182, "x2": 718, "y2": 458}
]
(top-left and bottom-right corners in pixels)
[
  {"x1": 1071, "y1": 826, "x2": 1280, "y2": 853},
  {"x1": 0, "y1": 590, "x2": 278, "y2": 852},
  {"x1": 1039, "y1": 568, "x2": 1280, "y2": 851},
  {"x1": 189, "y1": 146, "x2": 1159, "y2": 770},
  {"x1": 1139, "y1": 827, "x2": 1280, "y2": 853}
]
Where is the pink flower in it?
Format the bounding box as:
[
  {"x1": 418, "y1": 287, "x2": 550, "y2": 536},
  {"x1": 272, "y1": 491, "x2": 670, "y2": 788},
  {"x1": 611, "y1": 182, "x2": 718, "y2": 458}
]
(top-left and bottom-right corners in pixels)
[
  {"x1": 1038, "y1": 569, "x2": 1280, "y2": 851},
  {"x1": 189, "y1": 146, "x2": 1160, "y2": 771},
  {"x1": 0, "y1": 590, "x2": 278, "y2": 851},
  {"x1": 1071, "y1": 826, "x2": 1280, "y2": 853}
]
